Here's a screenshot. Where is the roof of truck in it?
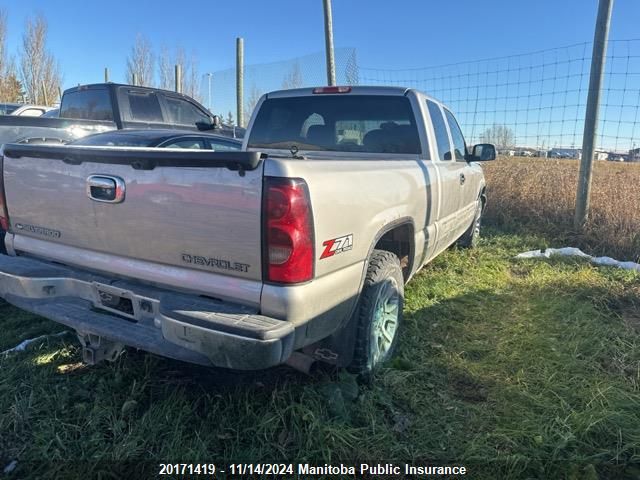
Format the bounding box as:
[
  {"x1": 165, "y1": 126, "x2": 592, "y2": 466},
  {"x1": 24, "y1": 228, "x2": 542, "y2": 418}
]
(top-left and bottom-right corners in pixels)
[
  {"x1": 64, "y1": 82, "x2": 195, "y2": 96},
  {"x1": 267, "y1": 85, "x2": 412, "y2": 98}
]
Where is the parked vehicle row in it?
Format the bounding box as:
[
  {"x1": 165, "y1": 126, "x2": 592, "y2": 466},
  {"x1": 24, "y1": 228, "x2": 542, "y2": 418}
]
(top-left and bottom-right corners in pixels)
[
  {"x1": 0, "y1": 85, "x2": 494, "y2": 375},
  {"x1": 0, "y1": 103, "x2": 54, "y2": 117},
  {"x1": 0, "y1": 83, "x2": 242, "y2": 148}
]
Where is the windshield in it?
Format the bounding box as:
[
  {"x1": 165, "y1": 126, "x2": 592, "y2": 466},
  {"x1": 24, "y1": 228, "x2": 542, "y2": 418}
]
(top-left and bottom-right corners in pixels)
[
  {"x1": 0, "y1": 104, "x2": 19, "y2": 115},
  {"x1": 247, "y1": 95, "x2": 421, "y2": 154}
]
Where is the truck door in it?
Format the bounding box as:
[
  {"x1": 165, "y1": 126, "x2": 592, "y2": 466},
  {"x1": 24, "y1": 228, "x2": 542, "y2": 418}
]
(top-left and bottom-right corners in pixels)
[
  {"x1": 426, "y1": 100, "x2": 465, "y2": 252},
  {"x1": 443, "y1": 108, "x2": 478, "y2": 232}
]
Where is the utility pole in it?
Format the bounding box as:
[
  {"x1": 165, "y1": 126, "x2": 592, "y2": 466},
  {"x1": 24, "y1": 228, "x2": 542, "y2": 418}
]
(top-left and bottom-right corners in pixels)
[
  {"x1": 322, "y1": 0, "x2": 336, "y2": 86},
  {"x1": 104, "y1": 67, "x2": 109, "y2": 83},
  {"x1": 575, "y1": 0, "x2": 614, "y2": 228},
  {"x1": 206, "y1": 73, "x2": 213, "y2": 112},
  {"x1": 236, "y1": 37, "x2": 244, "y2": 128},
  {"x1": 132, "y1": 73, "x2": 138, "y2": 86},
  {"x1": 175, "y1": 64, "x2": 183, "y2": 93}
]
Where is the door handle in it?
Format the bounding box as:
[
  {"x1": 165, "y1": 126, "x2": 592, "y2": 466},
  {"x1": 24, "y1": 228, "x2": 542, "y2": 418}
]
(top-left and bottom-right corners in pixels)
[
  {"x1": 87, "y1": 175, "x2": 125, "y2": 203},
  {"x1": 460, "y1": 173, "x2": 466, "y2": 185}
]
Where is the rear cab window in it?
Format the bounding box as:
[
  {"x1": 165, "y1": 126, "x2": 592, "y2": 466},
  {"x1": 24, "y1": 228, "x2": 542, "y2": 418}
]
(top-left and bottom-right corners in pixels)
[
  {"x1": 248, "y1": 94, "x2": 423, "y2": 155},
  {"x1": 60, "y1": 88, "x2": 114, "y2": 121},
  {"x1": 427, "y1": 100, "x2": 452, "y2": 161},
  {"x1": 444, "y1": 109, "x2": 467, "y2": 161},
  {"x1": 121, "y1": 90, "x2": 164, "y2": 123}
]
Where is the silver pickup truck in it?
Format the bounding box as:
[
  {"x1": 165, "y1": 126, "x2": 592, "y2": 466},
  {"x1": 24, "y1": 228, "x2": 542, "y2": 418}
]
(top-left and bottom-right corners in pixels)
[{"x1": 0, "y1": 86, "x2": 494, "y2": 374}]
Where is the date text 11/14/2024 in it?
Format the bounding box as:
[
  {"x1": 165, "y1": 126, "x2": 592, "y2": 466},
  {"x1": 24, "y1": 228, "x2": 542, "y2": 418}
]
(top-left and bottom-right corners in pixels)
[{"x1": 158, "y1": 463, "x2": 468, "y2": 476}]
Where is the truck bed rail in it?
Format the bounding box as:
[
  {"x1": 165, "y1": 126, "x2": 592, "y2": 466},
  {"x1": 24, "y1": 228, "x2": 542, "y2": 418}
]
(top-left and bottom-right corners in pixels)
[{"x1": 3, "y1": 143, "x2": 264, "y2": 172}]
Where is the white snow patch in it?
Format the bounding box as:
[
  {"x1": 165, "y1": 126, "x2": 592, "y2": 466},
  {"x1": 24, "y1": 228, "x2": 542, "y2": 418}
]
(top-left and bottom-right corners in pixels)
[
  {"x1": 516, "y1": 247, "x2": 640, "y2": 272},
  {"x1": 1, "y1": 331, "x2": 70, "y2": 356}
]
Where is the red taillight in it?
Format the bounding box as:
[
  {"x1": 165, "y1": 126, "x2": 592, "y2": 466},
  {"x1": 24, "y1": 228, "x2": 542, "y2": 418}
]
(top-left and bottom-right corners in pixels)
[
  {"x1": 263, "y1": 177, "x2": 314, "y2": 284},
  {"x1": 312, "y1": 86, "x2": 351, "y2": 94},
  {"x1": 0, "y1": 154, "x2": 7, "y2": 231}
]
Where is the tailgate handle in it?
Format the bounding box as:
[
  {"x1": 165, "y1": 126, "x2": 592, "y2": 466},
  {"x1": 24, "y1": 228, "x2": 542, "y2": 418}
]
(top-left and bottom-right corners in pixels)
[{"x1": 87, "y1": 175, "x2": 125, "y2": 203}]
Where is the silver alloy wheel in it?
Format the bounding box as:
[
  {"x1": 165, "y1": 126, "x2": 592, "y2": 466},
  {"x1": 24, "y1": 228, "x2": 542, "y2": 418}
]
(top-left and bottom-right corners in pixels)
[{"x1": 370, "y1": 277, "x2": 400, "y2": 366}]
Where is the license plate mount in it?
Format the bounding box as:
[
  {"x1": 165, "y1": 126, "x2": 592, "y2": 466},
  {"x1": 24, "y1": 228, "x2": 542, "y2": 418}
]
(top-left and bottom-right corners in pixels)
[{"x1": 92, "y1": 283, "x2": 138, "y2": 321}]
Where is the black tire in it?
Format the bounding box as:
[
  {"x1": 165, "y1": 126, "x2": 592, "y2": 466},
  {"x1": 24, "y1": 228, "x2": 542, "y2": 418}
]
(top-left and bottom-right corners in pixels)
[
  {"x1": 457, "y1": 199, "x2": 483, "y2": 249},
  {"x1": 348, "y1": 250, "x2": 404, "y2": 376}
]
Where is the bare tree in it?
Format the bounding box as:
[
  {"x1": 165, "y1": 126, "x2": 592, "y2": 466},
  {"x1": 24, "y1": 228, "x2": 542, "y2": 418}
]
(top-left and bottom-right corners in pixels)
[
  {"x1": 184, "y1": 53, "x2": 201, "y2": 102},
  {"x1": 281, "y1": 61, "x2": 303, "y2": 89},
  {"x1": 126, "y1": 34, "x2": 154, "y2": 86},
  {"x1": 174, "y1": 47, "x2": 201, "y2": 102},
  {"x1": 1, "y1": 63, "x2": 24, "y2": 102},
  {"x1": 0, "y1": 10, "x2": 6, "y2": 82},
  {"x1": 157, "y1": 46, "x2": 172, "y2": 90},
  {"x1": 157, "y1": 46, "x2": 201, "y2": 101},
  {"x1": 0, "y1": 11, "x2": 23, "y2": 102},
  {"x1": 19, "y1": 14, "x2": 61, "y2": 105},
  {"x1": 480, "y1": 124, "x2": 516, "y2": 149}
]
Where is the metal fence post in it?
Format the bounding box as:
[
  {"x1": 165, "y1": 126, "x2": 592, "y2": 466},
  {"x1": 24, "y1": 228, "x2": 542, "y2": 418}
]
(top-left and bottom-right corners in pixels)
[
  {"x1": 575, "y1": 0, "x2": 615, "y2": 228},
  {"x1": 175, "y1": 64, "x2": 183, "y2": 93},
  {"x1": 236, "y1": 37, "x2": 244, "y2": 128},
  {"x1": 206, "y1": 73, "x2": 213, "y2": 112},
  {"x1": 41, "y1": 80, "x2": 48, "y2": 106},
  {"x1": 323, "y1": 0, "x2": 336, "y2": 86}
]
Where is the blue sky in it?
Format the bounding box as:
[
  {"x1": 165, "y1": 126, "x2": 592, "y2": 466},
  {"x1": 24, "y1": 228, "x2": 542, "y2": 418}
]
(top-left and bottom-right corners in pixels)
[
  {"x1": 2, "y1": 0, "x2": 639, "y2": 88},
  {"x1": 2, "y1": 0, "x2": 639, "y2": 150}
]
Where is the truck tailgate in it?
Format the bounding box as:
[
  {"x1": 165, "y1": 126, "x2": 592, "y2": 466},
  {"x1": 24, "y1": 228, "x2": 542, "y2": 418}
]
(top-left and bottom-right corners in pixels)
[{"x1": 2, "y1": 144, "x2": 265, "y2": 304}]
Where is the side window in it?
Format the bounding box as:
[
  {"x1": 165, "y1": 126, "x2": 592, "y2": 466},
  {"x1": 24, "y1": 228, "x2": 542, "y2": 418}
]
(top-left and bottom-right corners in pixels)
[
  {"x1": 60, "y1": 89, "x2": 114, "y2": 121},
  {"x1": 207, "y1": 140, "x2": 240, "y2": 151},
  {"x1": 427, "y1": 100, "x2": 452, "y2": 161},
  {"x1": 20, "y1": 108, "x2": 45, "y2": 117},
  {"x1": 127, "y1": 92, "x2": 163, "y2": 122},
  {"x1": 444, "y1": 109, "x2": 467, "y2": 162},
  {"x1": 162, "y1": 139, "x2": 205, "y2": 149},
  {"x1": 165, "y1": 97, "x2": 209, "y2": 126}
]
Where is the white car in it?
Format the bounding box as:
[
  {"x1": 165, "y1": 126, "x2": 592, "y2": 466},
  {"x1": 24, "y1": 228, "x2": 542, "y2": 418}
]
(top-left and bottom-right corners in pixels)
[{"x1": 0, "y1": 103, "x2": 53, "y2": 117}]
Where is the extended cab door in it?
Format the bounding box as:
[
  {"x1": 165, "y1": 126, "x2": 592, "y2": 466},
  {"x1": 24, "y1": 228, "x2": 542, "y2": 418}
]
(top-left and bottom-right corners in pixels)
[
  {"x1": 426, "y1": 100, "x2": 466, "y2": 252},
  {"x1": 443, "y1": 108, "x2": 478, "y2": 230}
]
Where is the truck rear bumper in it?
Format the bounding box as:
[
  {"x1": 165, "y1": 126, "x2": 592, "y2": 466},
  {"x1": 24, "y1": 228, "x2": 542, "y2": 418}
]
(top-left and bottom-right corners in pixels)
[{"x1": 0, "y1": 254, "x2": 295, "y2": 370}]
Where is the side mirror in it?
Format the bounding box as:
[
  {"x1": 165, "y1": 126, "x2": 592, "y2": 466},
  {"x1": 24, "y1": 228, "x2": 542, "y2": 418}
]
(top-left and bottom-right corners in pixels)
[
  {"x1": 195, "y1": 115, "x2": 222, "y2": 131},
  {"x1": 469, "y1": 143, "x2": 496, "y2": 162}
]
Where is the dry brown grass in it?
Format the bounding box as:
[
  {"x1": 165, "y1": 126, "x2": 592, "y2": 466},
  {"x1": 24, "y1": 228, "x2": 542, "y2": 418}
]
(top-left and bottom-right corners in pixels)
[{"x1": 483, "y1": 157, "x2": 640, "y2": 262}]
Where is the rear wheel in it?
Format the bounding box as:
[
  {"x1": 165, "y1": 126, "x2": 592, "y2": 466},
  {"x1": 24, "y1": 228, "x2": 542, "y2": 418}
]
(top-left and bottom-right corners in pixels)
[{"x1": 348, "y1": 250, "x2": 404, "y2": 375}]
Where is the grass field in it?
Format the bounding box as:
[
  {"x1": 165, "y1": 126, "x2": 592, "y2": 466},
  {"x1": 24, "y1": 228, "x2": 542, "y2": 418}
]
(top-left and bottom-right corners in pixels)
[
  {"x1": 1, "y1": 229, "x2": 639, "y2": 479},
  {"x1": 483, "y1": 157, "x2": 640, "y2": 262}
]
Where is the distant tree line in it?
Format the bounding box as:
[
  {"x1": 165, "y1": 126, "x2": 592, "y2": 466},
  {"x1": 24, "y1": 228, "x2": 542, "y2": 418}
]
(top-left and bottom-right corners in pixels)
[
  {"x1": 0, "y1": 10, "x2": 62, "y2": 106},
  {"x1": 480, "y1": 124, "x2": 515, "y2": 149}
]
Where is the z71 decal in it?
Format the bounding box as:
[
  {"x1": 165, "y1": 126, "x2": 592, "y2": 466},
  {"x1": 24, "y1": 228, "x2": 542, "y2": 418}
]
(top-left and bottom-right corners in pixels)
[{"x1": 320, "y1": 234, "x2": 354, "y2": 259}]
